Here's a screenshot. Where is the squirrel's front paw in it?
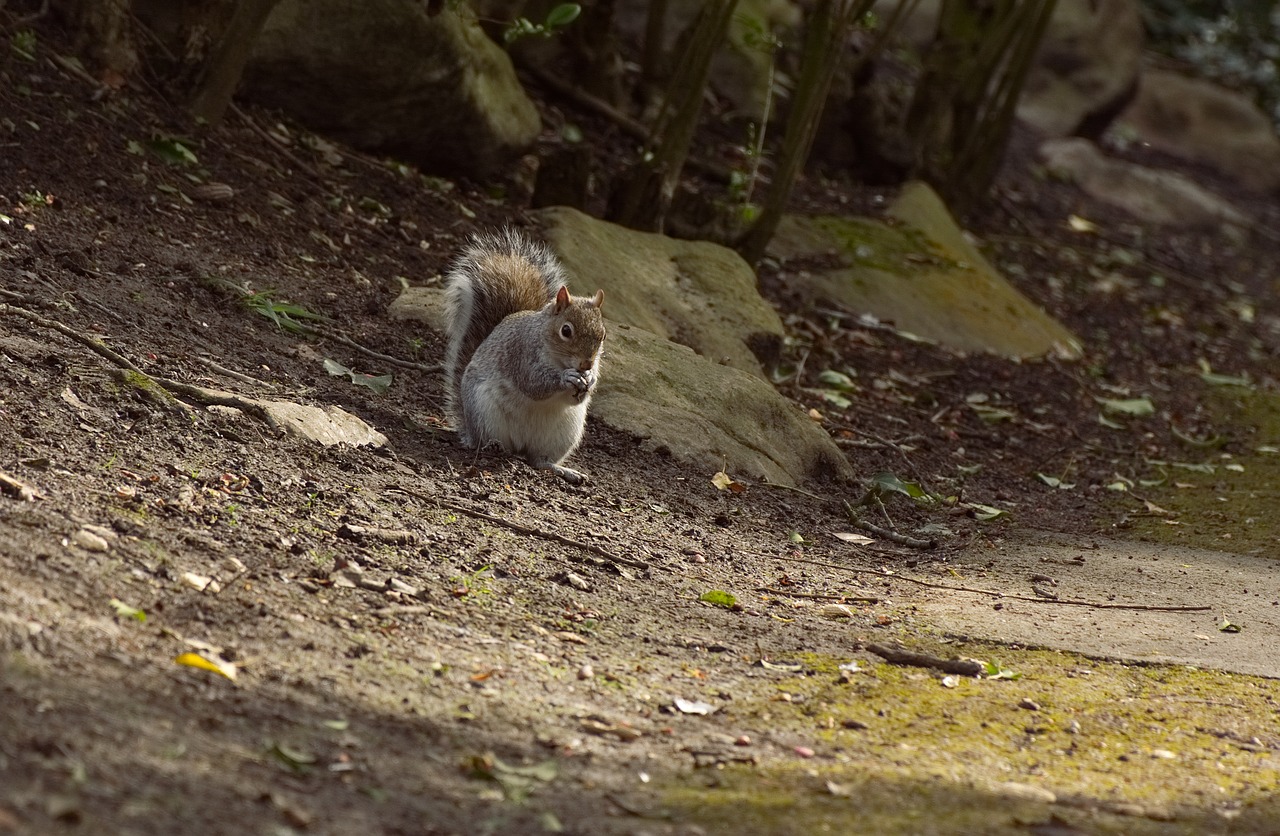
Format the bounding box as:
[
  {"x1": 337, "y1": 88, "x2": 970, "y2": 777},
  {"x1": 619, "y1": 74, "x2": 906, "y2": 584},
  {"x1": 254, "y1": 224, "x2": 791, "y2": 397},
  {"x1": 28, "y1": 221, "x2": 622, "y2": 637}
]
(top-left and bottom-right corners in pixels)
[{"x1": 563, "y1": 368, "x2": 597, "y2": 400}]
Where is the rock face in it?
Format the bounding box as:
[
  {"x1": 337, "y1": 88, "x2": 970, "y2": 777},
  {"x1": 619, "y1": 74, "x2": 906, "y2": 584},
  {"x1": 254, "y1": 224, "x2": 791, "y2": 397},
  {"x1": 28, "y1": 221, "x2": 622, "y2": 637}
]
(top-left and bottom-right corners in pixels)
[
  {"x1": 768, "y1": 182, "x2": 1081, "y2": 359},
  {"x1": 241, "y1": 0, "x2": 540, "y2": 178},
  {"x1": 1039, "y1": 138, "x2": 1249, "y2": 230},
  {"x1": 1117, "y1": 69, "x2": 1280, "y2": 195},
  {"x1": 533, "y1": 207, "x2": 785, "y2": 377},
  {"x1": 1017, "y1": 0, "x2": 1144, "y2": 137},
  {"x1": 591, "y1": 325, "x2": 852, "y2": 486}
]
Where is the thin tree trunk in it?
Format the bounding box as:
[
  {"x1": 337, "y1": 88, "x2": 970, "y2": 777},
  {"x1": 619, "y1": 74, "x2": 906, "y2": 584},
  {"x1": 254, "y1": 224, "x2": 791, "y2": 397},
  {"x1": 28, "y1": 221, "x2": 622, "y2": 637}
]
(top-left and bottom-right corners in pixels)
[
  {"x1": 610, "y1": 0, "x2": 739, "y2": 231},
  {"x1": 736, "y1": 0, "x2": 872, "y2": 266},
  {"x1": 189, "y1": 0, "x2": 284, "y2": 125}
]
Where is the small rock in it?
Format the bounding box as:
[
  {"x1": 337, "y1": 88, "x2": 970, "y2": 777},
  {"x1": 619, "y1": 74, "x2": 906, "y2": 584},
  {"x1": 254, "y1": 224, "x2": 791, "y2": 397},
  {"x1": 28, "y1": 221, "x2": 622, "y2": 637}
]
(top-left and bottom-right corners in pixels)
[
  {"x1": 332, "y1": 569, "x2": 360, "y2": 589},
  {"x1": 358, "y1": 576, "x2": 388, "y2": 592},
  {"x1": 81, "y1": 523, "x2": 118, "y2": 541},
  {"x1": 820, "y1": 603, "x2": 855, "y2": 619},
  {"x1": 71, "y1": 528, "x2": 110, "y2": 552},
  {"x1": 561, "y1": 571, "x2": 591, "y2": 591},
  {"x1": 388, "y1": 577, "x2": 419, "y2": 596},
  {"x1": 793, "y1": 746, "x2": 815, "y2": 759},
  {"x1": 995, "y1": 781, "x2": 1056, "y2": 804},
  {"x1": 577, "y1": 664, "x2": 594, "y2": 680},
  {"x1": 1018, "y1": 698, "x2": 1041, "y2": 711},
  {"x1": 182, "y1": 572, "x2": 221, "y2": 593}
]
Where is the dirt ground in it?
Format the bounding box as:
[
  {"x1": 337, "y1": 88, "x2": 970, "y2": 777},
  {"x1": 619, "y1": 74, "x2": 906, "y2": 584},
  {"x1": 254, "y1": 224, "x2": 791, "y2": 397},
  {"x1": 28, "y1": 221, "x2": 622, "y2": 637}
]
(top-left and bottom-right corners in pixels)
[{"x1": 3, "y1": 20, "x2": 1280, "y2": 836}]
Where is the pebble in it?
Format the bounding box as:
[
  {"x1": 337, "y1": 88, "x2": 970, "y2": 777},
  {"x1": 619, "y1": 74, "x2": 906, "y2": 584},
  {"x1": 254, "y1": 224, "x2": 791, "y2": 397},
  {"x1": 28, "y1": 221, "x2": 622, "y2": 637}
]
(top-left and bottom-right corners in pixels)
[
  {"x1": 388, "y1": 577, "x2": 420, "y2": 596},
  {"x1": 71, "y1": 529, "x2": 110, "y2": 552},
  {"x1": 996, "y1": 781, "x2": 1056, "y2": 804}
]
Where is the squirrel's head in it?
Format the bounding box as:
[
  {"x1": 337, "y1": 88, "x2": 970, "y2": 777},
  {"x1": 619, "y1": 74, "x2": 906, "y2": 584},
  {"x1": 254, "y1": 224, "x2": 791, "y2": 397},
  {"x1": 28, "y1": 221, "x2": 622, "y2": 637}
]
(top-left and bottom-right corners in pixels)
[{"x1": 550, "y1": 286, "x2": 605, "y2": 370}]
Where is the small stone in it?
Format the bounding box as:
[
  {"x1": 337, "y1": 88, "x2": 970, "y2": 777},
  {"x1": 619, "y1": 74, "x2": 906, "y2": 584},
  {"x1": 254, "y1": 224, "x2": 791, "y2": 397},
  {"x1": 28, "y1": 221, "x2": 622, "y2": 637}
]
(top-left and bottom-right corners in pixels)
[
  {"x1": 182, "y1": 572, "x2": 221, "y2": 593},
  {"x1": 577, "y1": 664, "x2": 594, "y2": 680},
  {"x1": 81, "y1": 523, "x2": 118, "y2": 541},
  {"x1": 71, "y1": 529, "x2": 110, "y2": 552},
  {"x1": 996, "y1": 781, "x2": 1056, "y2": 804},
  {"x1": 1018, "y1": 698, "x2": 1041, "y2": 711},
  {"x1": 794, "y1": 746, "x2": 815, "y2": 758},
  {"x1": 734, "y1": 735, "x2": 751, "y2": 746},
  {"x1": 332, "y1": 570, "x2": 360, "y2": 589},
  {"x1": 388, "y1": 577, "x2": 419, "y2": 596}
]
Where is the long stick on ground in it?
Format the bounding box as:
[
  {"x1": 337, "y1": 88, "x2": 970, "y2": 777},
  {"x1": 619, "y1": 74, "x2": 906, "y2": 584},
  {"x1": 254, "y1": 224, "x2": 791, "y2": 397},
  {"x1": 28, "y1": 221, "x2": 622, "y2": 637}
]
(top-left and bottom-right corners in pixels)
[{"x1": 764, "y1": 553, "x2": 1211, "y2": 612}]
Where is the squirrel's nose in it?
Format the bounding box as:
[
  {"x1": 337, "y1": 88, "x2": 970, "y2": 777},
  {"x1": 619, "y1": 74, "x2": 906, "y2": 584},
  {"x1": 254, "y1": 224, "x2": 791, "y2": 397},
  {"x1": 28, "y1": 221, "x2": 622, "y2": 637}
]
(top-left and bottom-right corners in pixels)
[{"x1": 577, "y1": 360, "x2": 594, "y2": 372}]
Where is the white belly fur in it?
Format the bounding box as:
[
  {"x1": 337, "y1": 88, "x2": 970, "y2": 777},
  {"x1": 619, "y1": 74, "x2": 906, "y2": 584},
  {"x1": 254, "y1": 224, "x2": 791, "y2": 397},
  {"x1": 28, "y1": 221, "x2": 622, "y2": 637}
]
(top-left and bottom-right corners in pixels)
[{"x1": 465, "y1": 375, "x2": 588, "y2": 465}]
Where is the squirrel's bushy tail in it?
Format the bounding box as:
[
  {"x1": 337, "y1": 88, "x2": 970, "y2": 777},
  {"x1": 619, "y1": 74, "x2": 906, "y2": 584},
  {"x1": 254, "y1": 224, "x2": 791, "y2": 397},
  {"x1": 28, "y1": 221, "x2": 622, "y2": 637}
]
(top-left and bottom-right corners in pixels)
[{"x1": 442, "y1": 228, "x2": 568, "y2": 425}]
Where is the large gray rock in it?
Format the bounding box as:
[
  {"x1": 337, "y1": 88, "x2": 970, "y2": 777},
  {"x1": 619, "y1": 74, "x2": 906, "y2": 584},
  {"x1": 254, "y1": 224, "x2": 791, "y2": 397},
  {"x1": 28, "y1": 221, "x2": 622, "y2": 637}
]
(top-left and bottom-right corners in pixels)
[
  {"x1": 1039, "y1": 138, "x2": 1250, "y2": 230},
  {"x1": 533, "y1": 206, "x2": 784, "y2": 377},
  {"x1": 592, "y1": 324, "x2": 852, "y2": 486},
  {"x1": 241, "y1": 0, "x2": 540, "y2": 178},
  {"x1": 1117, "y1": 69, "x2": 1280, "y2": 195},
  {"x1": 1017, "y1": 0, "x2": 1144, "y2": 137},
  {"x1": 768, "y1": 182, "x2": 1081, "y2": 359}
]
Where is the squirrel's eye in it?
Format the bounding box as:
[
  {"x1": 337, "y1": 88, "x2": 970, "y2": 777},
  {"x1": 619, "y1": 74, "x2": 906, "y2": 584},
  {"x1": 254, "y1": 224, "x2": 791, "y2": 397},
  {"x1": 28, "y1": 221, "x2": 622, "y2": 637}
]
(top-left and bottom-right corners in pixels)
[{"x1": 560, "y1": 323, "x2": 574, "y2": 340}]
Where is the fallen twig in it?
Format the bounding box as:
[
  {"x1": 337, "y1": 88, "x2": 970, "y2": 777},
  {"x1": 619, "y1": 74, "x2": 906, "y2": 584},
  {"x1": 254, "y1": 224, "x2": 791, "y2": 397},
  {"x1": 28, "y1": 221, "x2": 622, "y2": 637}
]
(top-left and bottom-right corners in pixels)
[
  {"x1": 1, "y1": 302, "x2": 286, "y2": 433},
  {"x1": 309, "y1": 325, "x2": 437, "y2": 373},
  {"x1": 866, "y1": 642, "x2": 986, "y2": 676},
  {"x1": 764, "y1": 553, "x2": 1211, "y2": 612},
  {"x1": 194, "y1": 356, "x2": 278, "y2": 389},
  {"x1": 848, "y1": 513, "x2": 937, "y2": 550},
  {"x1": 392, "y1": 486, "x2": 651, "y2": 576},
  {"x1": 443, "y1": 501, "x2": 651, "y2": 575},
  {"x1": 229, "y1": 102, "x2": 327, "y2": 185},
  {"x1": 0, "y1": 470, "x2": 44, "y2": 502},
  {"x1": 757, "y1": 587, "x2": 879, "y2": 604}
]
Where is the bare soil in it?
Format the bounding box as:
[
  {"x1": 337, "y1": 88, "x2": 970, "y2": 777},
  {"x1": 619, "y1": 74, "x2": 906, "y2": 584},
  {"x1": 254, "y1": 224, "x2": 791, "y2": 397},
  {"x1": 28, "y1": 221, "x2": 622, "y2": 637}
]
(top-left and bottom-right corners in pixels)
[{"x1": 2, "y1": 21, "x2": 1280, "y2": 836}]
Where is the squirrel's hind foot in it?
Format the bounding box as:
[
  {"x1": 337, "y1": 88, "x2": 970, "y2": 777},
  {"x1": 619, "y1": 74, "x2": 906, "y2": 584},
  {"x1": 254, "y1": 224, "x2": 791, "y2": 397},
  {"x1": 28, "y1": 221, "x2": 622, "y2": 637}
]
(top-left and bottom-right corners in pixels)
[{"x1": 530, "y1": 459, "x2": 588, "y2": 486}]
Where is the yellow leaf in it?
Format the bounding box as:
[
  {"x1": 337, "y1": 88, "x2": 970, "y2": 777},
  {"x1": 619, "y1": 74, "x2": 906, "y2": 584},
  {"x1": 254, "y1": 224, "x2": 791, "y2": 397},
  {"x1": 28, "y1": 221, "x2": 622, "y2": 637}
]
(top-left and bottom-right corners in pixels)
[
  {"x1": 711, "y1": 471, "x2": 746, "y2": 493},
  {"x1": 175, "y1": 652, "x2": 238, "y2": 681}
]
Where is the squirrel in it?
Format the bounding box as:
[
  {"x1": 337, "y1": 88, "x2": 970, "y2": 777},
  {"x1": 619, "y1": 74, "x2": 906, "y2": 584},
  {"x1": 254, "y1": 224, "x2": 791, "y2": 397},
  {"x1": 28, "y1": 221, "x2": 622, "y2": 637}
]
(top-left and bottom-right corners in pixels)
[{"x1": 443, "y1": 228, "x2": 606, "y2": 485}]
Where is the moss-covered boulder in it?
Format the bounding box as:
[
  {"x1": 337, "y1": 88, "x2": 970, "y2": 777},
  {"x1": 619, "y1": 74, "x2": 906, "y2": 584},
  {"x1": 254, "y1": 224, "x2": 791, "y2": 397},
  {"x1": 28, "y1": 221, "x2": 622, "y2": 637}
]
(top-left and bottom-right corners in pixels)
[
  {"x1": 768, "y1": 182, "x2": 1081, "y2": 359},
  {"x1": 242, "y1": 0, "x2": 540, "y2": 178}
]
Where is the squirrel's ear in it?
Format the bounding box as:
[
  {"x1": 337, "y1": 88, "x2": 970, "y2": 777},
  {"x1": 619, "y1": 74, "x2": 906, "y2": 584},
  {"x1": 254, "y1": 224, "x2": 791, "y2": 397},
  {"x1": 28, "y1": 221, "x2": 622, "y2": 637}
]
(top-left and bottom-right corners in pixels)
[
  {"x1": 591, "y1": 289, "x2": 604, "y2": 309},
  {"x1": 554, "y1": 285, "x2": 571, "y2": 312}
]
